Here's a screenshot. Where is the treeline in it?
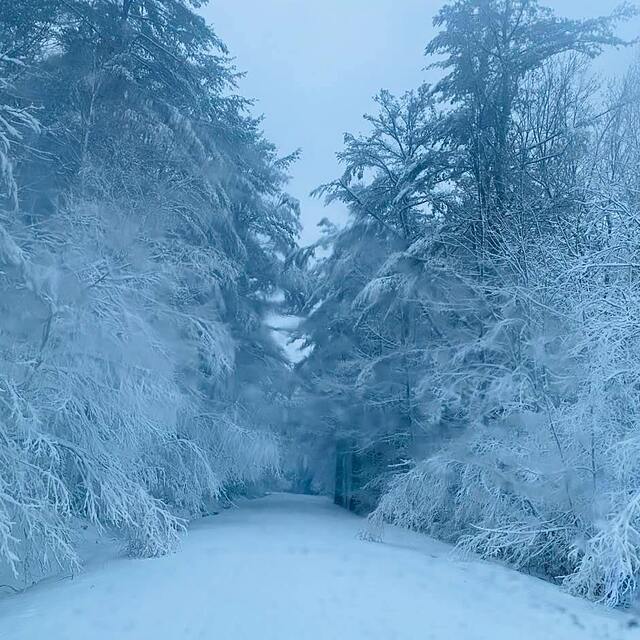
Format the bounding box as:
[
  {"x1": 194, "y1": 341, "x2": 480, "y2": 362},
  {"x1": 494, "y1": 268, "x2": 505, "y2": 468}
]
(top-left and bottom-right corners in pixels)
[
  {"x1": 0, "y1": 0, "x2": 298, "y2": 583},
  {"x1": 293, "y1": 0, "x2": 640, "y2": 606}
]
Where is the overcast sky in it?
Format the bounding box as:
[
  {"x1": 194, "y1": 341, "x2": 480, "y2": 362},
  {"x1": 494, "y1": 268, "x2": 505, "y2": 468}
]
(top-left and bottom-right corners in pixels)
[{"x1": 202, "y1": 1, "x2": 640, "y2": 244}]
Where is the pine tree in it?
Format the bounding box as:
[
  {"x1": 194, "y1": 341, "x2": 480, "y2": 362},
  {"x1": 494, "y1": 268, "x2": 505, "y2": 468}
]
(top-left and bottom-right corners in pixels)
[{"x1": 0, "y1": 0, "x2": 299, "y2": 584}]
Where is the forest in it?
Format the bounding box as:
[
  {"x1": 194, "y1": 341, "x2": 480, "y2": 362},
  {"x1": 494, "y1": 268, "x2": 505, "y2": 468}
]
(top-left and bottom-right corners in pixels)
[{"x1": 2, "y1": 0, "x2": 640, "y2": 625}]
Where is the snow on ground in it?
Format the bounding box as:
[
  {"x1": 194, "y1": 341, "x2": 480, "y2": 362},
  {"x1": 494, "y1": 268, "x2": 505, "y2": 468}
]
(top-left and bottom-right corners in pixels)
[{"x1": 0, "y1": 493, "x2": 637, "y2": 640}]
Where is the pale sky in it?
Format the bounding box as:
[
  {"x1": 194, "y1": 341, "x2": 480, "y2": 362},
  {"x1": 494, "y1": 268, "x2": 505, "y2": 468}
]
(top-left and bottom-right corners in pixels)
[{"x1": 201, "y1": 1, "x2": 640, "y2": 245}]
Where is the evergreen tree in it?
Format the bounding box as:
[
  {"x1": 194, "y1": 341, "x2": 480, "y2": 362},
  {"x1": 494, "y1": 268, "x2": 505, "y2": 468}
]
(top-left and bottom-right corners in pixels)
[
  {"x1": 0, "y1": 0, "x2": 299, "y2": 583},
  {"x1": 297, "y1": 0, "x2": 640, "y2": 606}
]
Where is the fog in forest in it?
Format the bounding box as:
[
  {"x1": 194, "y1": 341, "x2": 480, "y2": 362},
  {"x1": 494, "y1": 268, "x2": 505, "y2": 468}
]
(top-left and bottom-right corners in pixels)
[{"x1": 1, "y1": 1, "x2": 640, "y2": 638}]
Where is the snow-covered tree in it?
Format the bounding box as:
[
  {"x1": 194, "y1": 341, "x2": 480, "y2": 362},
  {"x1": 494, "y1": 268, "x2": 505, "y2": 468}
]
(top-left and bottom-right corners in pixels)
[
  {"x1": 0, "y1": 0, "x2": 298, "y2": 584},
  {"x1": 298, "y1": 0, "x2": 640, "y2": 607}
]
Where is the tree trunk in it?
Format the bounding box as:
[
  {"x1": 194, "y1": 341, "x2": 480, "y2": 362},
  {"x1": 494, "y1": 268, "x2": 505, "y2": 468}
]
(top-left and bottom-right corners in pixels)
[{"x1": 334, "y1": 438, "x2": 354, "y2": 509}]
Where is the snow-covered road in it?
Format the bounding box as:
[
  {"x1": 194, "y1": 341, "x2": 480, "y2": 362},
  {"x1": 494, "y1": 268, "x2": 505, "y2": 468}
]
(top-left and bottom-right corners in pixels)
[{"x1": 0, "y1": 493, "x2": 637, "y2": 640}]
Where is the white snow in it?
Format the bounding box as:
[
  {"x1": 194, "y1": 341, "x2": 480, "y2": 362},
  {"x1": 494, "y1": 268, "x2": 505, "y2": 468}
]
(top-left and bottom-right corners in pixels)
[
  {"x1": 264, "y1": 312, "x2": 309, "y2": 363},
  {"x1": 0, "y1": 493, "x2": 637, "y2": 640}
]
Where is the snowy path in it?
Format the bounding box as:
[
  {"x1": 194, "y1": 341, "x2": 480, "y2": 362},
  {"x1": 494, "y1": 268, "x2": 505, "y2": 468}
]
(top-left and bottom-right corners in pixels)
[{"x1": 0, "y1": 493, "x2": 637, "y2": 640}]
